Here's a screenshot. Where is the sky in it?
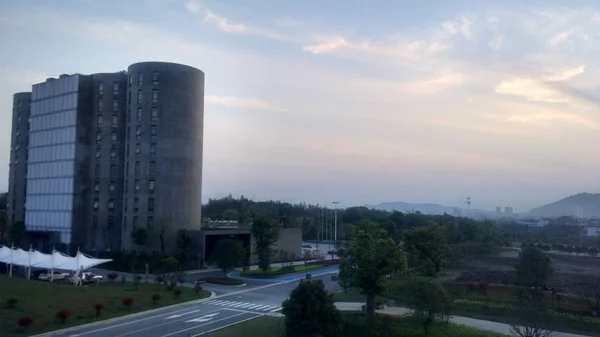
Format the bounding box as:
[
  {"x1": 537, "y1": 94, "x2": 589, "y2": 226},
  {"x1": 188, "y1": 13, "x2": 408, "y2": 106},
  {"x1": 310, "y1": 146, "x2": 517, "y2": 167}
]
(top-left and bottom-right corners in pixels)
[{"x1": 2, "y1": 0, "x2": 600, "y2": 211}]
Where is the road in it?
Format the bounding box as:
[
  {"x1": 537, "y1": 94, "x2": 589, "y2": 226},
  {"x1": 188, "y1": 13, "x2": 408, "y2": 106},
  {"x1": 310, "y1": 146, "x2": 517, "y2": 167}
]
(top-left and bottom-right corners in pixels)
[{"x1": 37, "y1": 274, "x2": 340, "y2": 337}]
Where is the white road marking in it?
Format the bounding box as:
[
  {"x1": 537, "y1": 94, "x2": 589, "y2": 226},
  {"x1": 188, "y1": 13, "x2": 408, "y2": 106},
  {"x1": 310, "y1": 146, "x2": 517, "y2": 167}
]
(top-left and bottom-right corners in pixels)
[
  {"x1": 113, "y1": 309, "x2": 224, "y2": 337},
  {"x1": 160, "y1": 312, "x2": 246, "y2": 337},
  {"x1": 164, "y1": 309, "x2": 202, "y2": 319},
  {"x1": 185, "y1": 312, "x2": 220, "y2": 323}
]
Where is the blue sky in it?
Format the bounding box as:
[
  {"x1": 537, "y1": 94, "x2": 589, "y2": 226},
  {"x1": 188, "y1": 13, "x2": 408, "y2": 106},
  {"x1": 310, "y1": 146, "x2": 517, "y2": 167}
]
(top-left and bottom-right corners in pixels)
[{"x1": 2, "y1": 0, "x2": 600, "y2": 211}]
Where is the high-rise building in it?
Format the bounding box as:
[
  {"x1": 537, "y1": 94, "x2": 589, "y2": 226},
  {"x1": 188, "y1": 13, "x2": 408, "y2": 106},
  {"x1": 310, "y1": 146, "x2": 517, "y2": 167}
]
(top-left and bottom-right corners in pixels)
[{"x1": 6, "y1": 62, "x2": 204, "y2": 252}]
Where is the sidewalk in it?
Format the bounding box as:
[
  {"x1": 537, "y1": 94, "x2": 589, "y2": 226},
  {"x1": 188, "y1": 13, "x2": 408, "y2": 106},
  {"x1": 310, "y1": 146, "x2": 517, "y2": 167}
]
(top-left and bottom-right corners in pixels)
[{"x1": 334, "y1": 302, "x2": 588, "y2": 337}]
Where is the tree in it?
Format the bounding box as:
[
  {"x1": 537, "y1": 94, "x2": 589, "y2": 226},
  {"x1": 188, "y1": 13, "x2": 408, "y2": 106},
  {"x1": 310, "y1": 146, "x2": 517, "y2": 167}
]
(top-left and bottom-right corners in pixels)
[
  {"x1": 157, "y1": 256, "x2": 184, "y2": 290},
  {"x1": 282, "y1": 279, "x2": 343, "y2": 337},
  {"x1": 515, "y1": 247, "x2": 553, "y2": 288},
  {"x1": 580, "y1": 276, "x2": 600, "y2": 317},
  {"x1": 176, "y1": 229, "x2": 192, "y2": 260},
  {"x1": 338, "y1": 228, "x2": 407, "y2": 317},
  {"x1": 406, "y1": 277, "x2": 452, "y2": 336},
  {"x1": 222, "y1": 209, "x2": 239, "y2": 221},
  {"x1": 8, "y1": 221, "x2": 26, "y2": 246},
  {"x1": 251, "y1": 215, "x2": 280, "y2": 271},
  {"x1": 130, "y1": 227, "x2": 148, "y2": 252},
  {"x1": 510, "y1": 301, "x2": 555, "y2": 337},
  {"x1": 403, "y1": 226, "x2": 449, "y2": 277},
  {"x1": 209, "y1": 239, "x2": 245, "y2": 277}
]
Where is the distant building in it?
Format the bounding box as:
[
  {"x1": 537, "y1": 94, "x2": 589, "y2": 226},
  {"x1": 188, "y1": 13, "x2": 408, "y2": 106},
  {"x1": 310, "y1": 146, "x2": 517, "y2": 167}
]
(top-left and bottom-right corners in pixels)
[
  {"x1": 504, "y1": 206, "x2": 513, "y2": 215},
  {"x1": 495, "y1": 206, "x2": 502, "y2": 214},
  {"x1": 452, "y1": 208, "x2": 462, "y2": 217}
]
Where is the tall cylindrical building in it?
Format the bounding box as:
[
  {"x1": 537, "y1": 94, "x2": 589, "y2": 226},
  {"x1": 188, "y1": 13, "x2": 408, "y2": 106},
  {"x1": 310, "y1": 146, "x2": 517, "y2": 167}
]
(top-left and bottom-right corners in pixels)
[{"x1": 122, "y1": 62, "x2": 204, "y2": 251}]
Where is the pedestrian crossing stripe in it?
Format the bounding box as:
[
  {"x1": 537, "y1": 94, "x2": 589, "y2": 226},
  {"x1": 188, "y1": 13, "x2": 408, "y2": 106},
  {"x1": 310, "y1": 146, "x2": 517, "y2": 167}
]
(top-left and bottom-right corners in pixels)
[{"x1": 204, "y1": 300, "x2": 280, "y2": 312}]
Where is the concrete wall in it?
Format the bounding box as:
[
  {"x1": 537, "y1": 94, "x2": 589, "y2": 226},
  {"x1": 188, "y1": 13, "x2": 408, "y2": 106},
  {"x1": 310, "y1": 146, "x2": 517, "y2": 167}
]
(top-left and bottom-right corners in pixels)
[{"x1": 250, "y1": 227, "x2": 303, "y2": 262}]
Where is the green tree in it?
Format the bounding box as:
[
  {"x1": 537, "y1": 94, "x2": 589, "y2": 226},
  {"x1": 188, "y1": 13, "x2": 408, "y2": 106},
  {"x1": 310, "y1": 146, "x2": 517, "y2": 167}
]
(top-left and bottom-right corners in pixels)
[
  {"x1": 406, "y1": 277, "x2": 452, "y2": 336},
  {"x1": 515, "y1": 247, "x2": 553, "y2": 288},
  {"x1": 251, "y1": 215, "x2": 280, "y2": 271},
  {"x1": 130, "y1": 227, "x2": 149, "y2": 252},
  {"x1": 176, "y1": 229, "x2": 192, "y2": 260},
  {"x1": 403, "y1": 226, "x2": 449, "y2": 277},
  {"x1": 282, "y1": 279, "x2": 343, "y2": 337},
  {"x1": 209, "y1": 239, "x2": 246, "y2": 277},
  {"x1": 222, "y1": 208, "x2": 239, "y2": 221},
  {"x1": 338, "y1": 227, "x2": 407, "y2": 317},
  {"x1": 8, "y1": 220, "x2": 26, "y2": 246},
  {"x1": 158, "y1": 256, "x2": 184, "y2": 290}
]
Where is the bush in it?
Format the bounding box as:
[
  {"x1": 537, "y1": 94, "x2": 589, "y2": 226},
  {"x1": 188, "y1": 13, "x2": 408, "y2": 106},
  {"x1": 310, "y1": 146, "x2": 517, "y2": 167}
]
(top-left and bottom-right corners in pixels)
[
  {"x1": 242, "y1": 265, "x2": 298, "y2": 277},
  {"x1": 122, "y1": 297, "x2": 134, "y2": 309},
  {"x1": 17, "y1": 316, "x2": 33, "y2": 330},
  {"x1": 194, "y1": 285, "x2": 203, "y2": 294},
  {"x1": 151, "y1": 293, "x2": 161, "y2": 304},
  {"x1": 6, "y1": 298, "x2": 18, "y2": 309},
  {"x1": 94, "y1": 302, "x2": 105, "y2": 317},
  {"x1": 107, "y1": 273, "x2": 119, "y2": 281},
  {"x1": 478, "y1": 281, "x2": 490, "y2": 294},
  {"x1": 173, "y1": 288, "x2": 182, "y2": 299},
  {"x1": 200, "y1": 277, "x2": 244, "y2": 285},
  {"x1": 55, "y1": 310, "x2": 71, "y2": 324}
]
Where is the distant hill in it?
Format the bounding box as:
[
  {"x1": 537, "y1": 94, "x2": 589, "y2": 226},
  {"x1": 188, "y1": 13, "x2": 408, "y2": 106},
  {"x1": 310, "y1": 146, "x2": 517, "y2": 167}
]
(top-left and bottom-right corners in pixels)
[
  {"x1": 527, "y1": 193, "x2": 600, "y2": 217},
  {"x1": 370, "y1": 201, "x2": 492, "y2": 216}
]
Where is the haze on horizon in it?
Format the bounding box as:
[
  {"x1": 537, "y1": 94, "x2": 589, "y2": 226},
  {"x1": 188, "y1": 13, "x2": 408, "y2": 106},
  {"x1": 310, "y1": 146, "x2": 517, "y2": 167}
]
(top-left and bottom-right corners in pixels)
[{"x1": 2, "y1": 0, "x2": 600, "y2": 212}]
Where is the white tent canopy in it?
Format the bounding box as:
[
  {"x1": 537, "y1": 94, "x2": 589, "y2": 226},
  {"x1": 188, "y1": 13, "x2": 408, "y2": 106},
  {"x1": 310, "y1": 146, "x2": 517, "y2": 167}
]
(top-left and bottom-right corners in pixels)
[{"x1": 0, "y1": 246, "x2": 112, "y2": 271}]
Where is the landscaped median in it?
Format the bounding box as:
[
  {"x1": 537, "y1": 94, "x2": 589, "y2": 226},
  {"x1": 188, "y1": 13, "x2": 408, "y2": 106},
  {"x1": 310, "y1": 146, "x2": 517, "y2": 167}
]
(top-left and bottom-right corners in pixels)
[
  {"x1": 198, "y1": 277, "x2": 245, "y2": 286},
  {"x1": 0, "y1": 274, "x2": 211, "y2": 337},
  {"x1": 240, "y1": 259, "x2": 341, "y2": 278}
]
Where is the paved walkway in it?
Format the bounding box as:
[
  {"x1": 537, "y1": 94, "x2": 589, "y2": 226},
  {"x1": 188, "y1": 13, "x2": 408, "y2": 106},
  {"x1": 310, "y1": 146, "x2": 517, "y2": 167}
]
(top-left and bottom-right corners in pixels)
[{"x1": 334, "y1": 302, "x2": 589, "y2": 337}]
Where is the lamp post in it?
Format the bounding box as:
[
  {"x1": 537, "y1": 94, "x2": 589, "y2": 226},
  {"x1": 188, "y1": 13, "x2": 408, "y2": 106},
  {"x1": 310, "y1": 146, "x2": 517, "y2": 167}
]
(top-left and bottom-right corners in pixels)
[{"x1": 333, "y1": 202, "x2": 339, "y2": 242}]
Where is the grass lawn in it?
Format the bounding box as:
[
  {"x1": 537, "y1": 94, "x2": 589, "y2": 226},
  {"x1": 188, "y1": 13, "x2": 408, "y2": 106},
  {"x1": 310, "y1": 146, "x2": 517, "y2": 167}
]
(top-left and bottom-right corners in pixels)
[
  {"x1": 204, "y1": 312, "x2": 508, "y2": 337},
  {"x1": 240, "y1": 264, "x2": 329, "y2": 277},
  {"x1": 0, "y1": 275, "x2": 211, "y2": 337}
]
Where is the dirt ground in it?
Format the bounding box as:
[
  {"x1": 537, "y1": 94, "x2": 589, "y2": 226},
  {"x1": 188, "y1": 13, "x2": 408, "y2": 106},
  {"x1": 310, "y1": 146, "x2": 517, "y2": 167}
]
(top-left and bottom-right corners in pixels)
[{"x1": 445, "y1": 249, "x2": 600, "y2": 293}]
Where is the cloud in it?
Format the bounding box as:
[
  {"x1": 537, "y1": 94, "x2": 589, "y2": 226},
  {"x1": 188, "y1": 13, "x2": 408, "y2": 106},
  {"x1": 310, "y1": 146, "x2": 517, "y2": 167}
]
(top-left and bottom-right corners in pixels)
[
  {"x1": 203, "y1": 9, "x2": 248, "y2": 34},
  {"x1": 183, "y1": 0, "x2": 201, "y2": 14},
  {"x1": 205, "y1": 95, "x2": 290, "y2": 112},
  {"x1": 441, "y1": 16, "x2": 474, "y2": 39},
  {"x1": 489, "y1": 34, "x2": 505, "y2": 50},
  {"x1": 548, "y1": 30, "x2": 574, "y2": 46}
]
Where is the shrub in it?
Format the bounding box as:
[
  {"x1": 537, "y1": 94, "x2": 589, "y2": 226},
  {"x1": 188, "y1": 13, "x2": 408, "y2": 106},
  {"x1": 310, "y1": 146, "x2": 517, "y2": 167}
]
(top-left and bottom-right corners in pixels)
[
  {"x1": 6, "y1": 298, "x2": 18, "y2": 309},
  {"x1": 55, "y1": 310, "x2": 71, "y2": 324},
  {"x1": 194, "y1": 285, "x2": 203, "y2": 295},
  {"x1": 17, "y1": 316, "x2": 33, "y2": 330},
  {"x1": 466, "y1": 281, "x2": 477, "y2": 291},
  {"x1": 122, "y1": 297, "x2": 134, "y2": 309},
  {"x1": 478, "y1": 281, "x2": 490, "y2": 294},
  {"x1": 174, "y1": 288, "x2": 182, "y2": 299},
  {"x1": 94, "y1": 302, "x2": 105, "y2": 317},
  {"x1": 151, "y1": 293, "x2": 161, "y2": 304},
  {"x1": 107, "y1": 273, "x2": 119, "y2": 281}
]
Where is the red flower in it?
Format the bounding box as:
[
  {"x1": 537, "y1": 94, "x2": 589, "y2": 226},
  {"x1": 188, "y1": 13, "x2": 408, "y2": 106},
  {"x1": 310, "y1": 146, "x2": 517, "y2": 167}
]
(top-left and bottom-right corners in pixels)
[
  {"x1": 94, "y1": 303, "x2": 105, "y2": 316},
  {"x1": 17, "y1": 316, "x2": 34, "y2": 329},
  {"x1": 122, "y1": 297, "x2": 134, "y2": 309},
  {"x1": 151, "y1": 294, "x2": 161, "y2": 303},
  {"x1": 55, "y1": 310, "x2": 71, "y2": 324},
  {"x1": 107, "y1": 273, "x2": 119, "y2": 281},
  {"x1": 173, "y1": 288, "x2": 182, "y2": 299},
  {"x1": 466, "y1": 281, "x2": 477, "y2": 290}
]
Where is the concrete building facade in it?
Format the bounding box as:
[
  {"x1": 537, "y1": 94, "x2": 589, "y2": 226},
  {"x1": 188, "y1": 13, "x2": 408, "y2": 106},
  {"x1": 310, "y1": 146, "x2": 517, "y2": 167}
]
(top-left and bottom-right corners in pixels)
[{"x1": 7, "y1": 62, "x2": 204, "y2": 253}]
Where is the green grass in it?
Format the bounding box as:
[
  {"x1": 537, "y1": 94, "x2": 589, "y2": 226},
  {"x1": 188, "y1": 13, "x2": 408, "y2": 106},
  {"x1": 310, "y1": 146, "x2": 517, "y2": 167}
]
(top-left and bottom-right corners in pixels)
[
  {"x1": 240, "y1": 264, "x2": 327, "y2": 277},
  {"x1": 0, "y1": 275, "x2": 211, "y2": 337},
  {"x1": 205, "y1": 312, "x2": 508, "y2": 337}
]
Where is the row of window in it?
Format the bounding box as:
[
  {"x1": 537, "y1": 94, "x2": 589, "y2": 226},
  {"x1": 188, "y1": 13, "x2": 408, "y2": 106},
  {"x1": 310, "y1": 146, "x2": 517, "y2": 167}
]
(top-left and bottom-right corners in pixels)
[
  {"x1": 98, "y1": 82, "x2": 120, "y2": 96},
  {"x1": 94, "y1": 181, "x2": 117, "y2": 193},
  {"x1": 135, "y1": 106, "x2": 159, "y2": 122},
  {"x1": 127, "y1": 161, "x2": 156, "y2": 176},
  {"x1": 97, "y1": 115, "x2": 119, "y2": 128},
  {"x1": 130, "y1": 71, "x2": 159, "y2": 87},
  {"x1": 123, "y1": 215, "x2": 153, "y2": 230},
  {"x1": 92, "y1": 215, "x2": 115, "y2": 230},
  {"x1": 95, "y1": 163, "x2": 117, "y2": 176},
  {"x1": 98, "y1": 99, "x2": 122, "y2": 112},
  {"x1": 96, "y1": 146, "x2": 118, "y2": 159},
  {"x1": 31, "y1": 92, "x2": 78, "y2": 117},
  {"x1": 124, "y1": 179, "x2": 155, "y2": 193},
  {"x1": 93, "y1": 199, "x2": 117, "y2": 210},
  {"x1": 123, "y1": 197, "x2": 155, "y2": 212},
  {"x1": 96, "y1": 131, "x2": 118, "y2": 143}
]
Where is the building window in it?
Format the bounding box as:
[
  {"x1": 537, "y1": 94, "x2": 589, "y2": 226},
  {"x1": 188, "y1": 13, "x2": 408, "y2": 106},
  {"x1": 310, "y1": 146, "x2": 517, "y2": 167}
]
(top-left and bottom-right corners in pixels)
[
  {"x1": 110, "y1": 164, "x2": 116, "y2": 176},
  {"x1": 150, "y1": 143, "x2": 156, "y2": 154},
  {"x1": 151, "y1": 107, "x2": 158, "y2": 121},
  {"x1": 136, "y1": 126, "x2": 142, "y2": 140},
  {"x1": 95, "y1": 148, "x2": 101, "y2": 158},
  {"x1": 133, "y1": 215, "x2": 138, "y2": 228},
  {"x1": 134, "y1": 180, "x2": 140, "y2": 192},
  {"x1": 128, "y1": 75, "x2": 132, "y2": 86},
  {"x1": 112, "y1": 99, "x2": 118, "y2": 112},
  {"x1": 94, "y1": 182, "x2": 100, "y2": 192},
  {"x1": 98, "y1": 100, "x2": 103, "y2": 112},
  {"x1": 96, "y1": 132, "x2": 102, "y2": 142},
  {"x1": 136, "y1": 107, "x2": 142, "y2": 122},
  {"x1": 135, "y1": 161, "x2": 140, "y2": 175},
  {"x1": 137, "y1": 90, "x2": 143, "y2": 104},
  {"x1": 113, "y1": 82, "x2": 119, "y2": 95},
  {"x1": 151, "y1": 125, "x2": 157, "y2": 139},
  {"x1": 133, "y1": 198, "x2": 139, "y2": 212},
  {"x1": 149, "y1": 179, "x2": 155, "y2": 192},
  {"x1": 98, "y1": 82, "x2": 104, "y2": 95},
  {"x1": 92, "y1": 216, "x2": 98, "y2": 229},
  {"x1": 149, "y1": 161, "x2": 156, "y2": 175},
  {"x1": 93, "y1": 199, "x2": 99, "y2": 210},
  {"x1": 110, "y1": 147, "x2": 116, "y2": 159},
  {"x1": 148, "y1": 198, "x2": 154, "y2": 212},
  {"x1": 147, "y1": 216, "x2": 154, "y2": 229},
  {"x1": 108, "y1": 199, "x2": 115, "y2": 210},
  {"x1": 151, "y1": 89, "x2": 158, "y2": 103},
  {"x1": 112, "y1": 115, "x2": 118, "y2": 127},
  {"x1": 135, "y1": 143, "x2": 141, "y2": 154},
  {"x1": 152, "y1": 71, "x2": 159, "y2": 85},
  {"x1": 97, "y1": 115, "x2": 103, "y2": 127},
  {"x1": 16, "y1": 113, "x2": 21, "y2": 123},
  {"x1": 123, "y1": 215, "x2": 127, "y2": 230},
  {"x1": 95, "y1": 164, "x2": 100, "y2": 176},
  {"x1": 138, "y1": 73, "x2": 144, "y2": 86},
  {"x1": 124, "y1": 180, "x2": 128, "y2": 193},
  {"x1": 107, "y1": 216, "x2": 114, "y2": 229},
  {"x1": 111, "y1": 132, "x2": 117, "y2": 143},
  {"x1": 124, "y1": 198, "x2": 128, "y2": 212},
  {"x1": 109, "y1": 181, "x2": 115, "y2": 192}
]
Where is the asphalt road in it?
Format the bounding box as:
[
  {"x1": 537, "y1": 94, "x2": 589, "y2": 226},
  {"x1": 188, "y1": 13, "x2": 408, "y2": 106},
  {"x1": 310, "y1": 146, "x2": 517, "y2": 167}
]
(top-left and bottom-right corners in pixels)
[{"x1": 37, "y1": 274, "x2": 340, "y2": 337}]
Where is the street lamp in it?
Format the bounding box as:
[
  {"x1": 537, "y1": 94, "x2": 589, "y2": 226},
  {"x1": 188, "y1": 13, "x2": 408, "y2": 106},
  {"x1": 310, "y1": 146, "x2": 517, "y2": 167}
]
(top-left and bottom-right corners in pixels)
[{"x1": 333, "y1": 202, "x2": 339, "y2": 243}]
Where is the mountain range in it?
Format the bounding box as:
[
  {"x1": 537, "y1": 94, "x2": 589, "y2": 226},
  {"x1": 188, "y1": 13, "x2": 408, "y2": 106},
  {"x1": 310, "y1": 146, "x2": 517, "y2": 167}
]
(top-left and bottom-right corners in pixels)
[
  {"x1": 527, "y1": 193, "x2": 600, "y2": 217},
  {"x1": 369, "y1": 201, "x2": 492, "y2": 216}
]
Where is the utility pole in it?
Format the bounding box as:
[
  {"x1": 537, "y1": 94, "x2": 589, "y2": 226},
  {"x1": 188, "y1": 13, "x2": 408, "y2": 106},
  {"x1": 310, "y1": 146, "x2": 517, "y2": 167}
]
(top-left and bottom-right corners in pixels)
[
  {"x1": 316, "y1": 209, "x2": 320, "y2": 250},
  {"x1": 333, "y1": 201, "x2": 339, "y2": 242},
  {"x1": 466, "y1": 197, "x2": 472, "y2": 219}
]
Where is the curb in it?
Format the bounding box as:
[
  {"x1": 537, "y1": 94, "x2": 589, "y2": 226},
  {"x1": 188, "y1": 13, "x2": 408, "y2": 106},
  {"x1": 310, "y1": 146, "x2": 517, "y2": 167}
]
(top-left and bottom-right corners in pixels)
[{"x1": 30, "y1": 291, "x2": 217, "y2": 337}]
